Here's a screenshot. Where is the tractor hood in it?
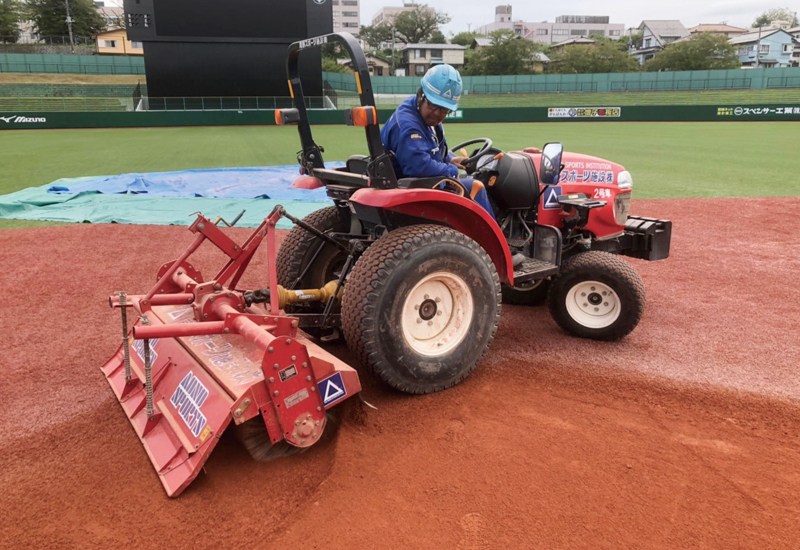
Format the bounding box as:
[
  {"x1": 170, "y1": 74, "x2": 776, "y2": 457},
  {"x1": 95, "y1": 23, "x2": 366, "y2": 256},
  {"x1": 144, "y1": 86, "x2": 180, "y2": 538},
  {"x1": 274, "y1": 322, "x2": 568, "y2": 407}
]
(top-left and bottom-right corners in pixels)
[
  {"x1": 517, "y1": 151, "x2": 627, "y2": 186},
  {"x1": 557, "y1": 152, "x2": 627, "y2": 186}
]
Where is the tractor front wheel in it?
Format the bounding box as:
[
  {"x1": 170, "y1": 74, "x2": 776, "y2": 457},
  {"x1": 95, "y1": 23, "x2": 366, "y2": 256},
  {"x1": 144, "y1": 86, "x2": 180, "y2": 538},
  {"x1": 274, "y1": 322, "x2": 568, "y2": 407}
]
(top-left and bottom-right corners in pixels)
[
  {"x1": 342, "y1": 225, "x2": 501, "y2": 394},
  {"x1": 548, "y1": 251, "x2": 645, "y2": 341}
]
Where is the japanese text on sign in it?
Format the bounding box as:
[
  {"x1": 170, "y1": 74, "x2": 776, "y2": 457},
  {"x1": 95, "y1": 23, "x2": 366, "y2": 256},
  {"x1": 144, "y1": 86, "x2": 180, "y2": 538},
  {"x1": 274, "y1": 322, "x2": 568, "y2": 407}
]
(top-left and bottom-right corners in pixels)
[{"x1": 548, "y1": 107, "x2": 621, "y2": 118}]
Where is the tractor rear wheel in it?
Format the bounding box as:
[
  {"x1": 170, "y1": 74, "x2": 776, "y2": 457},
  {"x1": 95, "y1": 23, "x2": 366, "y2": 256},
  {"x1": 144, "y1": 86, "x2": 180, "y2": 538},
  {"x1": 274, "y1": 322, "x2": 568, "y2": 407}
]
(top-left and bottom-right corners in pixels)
[
  {"x1": 276, "y1": 206, "x2": 349, "y2": 289},
  {"x1": 547, "y1": 251, "x2": 645, "y2": 341},
  {"x1": 276, "y1": 206, "x2": 350, "y2": 335},
  {"x1": 342, "y1": 224, "x2": 501, "y2": 394}
]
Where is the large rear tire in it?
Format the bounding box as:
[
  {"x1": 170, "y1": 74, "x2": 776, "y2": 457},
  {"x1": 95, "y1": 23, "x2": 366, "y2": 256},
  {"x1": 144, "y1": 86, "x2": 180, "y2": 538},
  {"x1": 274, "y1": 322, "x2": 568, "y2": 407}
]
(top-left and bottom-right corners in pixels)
[
  {"x1": 342, "y1": 225, "x2": 501, "y2": 394},
  {"x1": 547, "y1": 251, "x2": 645, "y2": 341},
  {"x1": 276, "y1": 206, "x2": 349, "y2": 290},
  {"x1": 275, "y1": 206, "x2": 350, "y2": 336}
]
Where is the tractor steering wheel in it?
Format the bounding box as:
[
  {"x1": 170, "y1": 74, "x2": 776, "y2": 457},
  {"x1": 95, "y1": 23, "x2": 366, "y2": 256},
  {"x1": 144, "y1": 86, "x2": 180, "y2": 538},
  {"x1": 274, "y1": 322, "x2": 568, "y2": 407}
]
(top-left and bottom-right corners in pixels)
[{"x1": 450, "y1": 138, "x2": 494, "y2": 175}]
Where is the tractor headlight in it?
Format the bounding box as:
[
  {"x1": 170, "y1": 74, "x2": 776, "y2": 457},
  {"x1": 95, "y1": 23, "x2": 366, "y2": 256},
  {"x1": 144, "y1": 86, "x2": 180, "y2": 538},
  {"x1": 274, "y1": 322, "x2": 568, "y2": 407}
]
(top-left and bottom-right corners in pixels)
[
  {"x1": 614, "y1": 192, "x2": 631, "y2": 225},
  {"x1": 617, "y1": 170, "x2": 633, "y2": 190}
]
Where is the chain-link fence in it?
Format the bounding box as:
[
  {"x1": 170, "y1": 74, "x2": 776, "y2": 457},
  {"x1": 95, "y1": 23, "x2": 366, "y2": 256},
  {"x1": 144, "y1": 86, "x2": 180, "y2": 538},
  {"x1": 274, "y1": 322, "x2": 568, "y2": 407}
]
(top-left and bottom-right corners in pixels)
[{"x1": 0, "y1": 36, "x2": 95, "y2": 56}]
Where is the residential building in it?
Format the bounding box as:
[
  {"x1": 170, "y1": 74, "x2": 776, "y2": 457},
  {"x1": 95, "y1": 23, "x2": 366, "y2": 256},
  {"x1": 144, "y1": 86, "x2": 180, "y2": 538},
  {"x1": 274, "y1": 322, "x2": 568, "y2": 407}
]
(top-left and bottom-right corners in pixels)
[
  {"x1": 549, "y1": 37, "x2": 596, "y2": 53},
  {"x1": 630, "y1": 20, "x2": 690, "y2": 64},
  {"x1": 688, "y1": 24, "x2": 748, "y2": 38},
  {"x1": 339, "y1": 52, "x2": 392, "y2": 76},
  {"x1": 94, "y1": 2, "x2": 125, "y2": 30},
  {"x1": 371, "y1": 3, "x2": 436, "y2": 27},
  {"x1": 469, "y1": 36, "x2": 550, "y2": 72},
  {"x1": 730, "y1": 28, "x2": 798, "y2": 68},
  {"x1": 750, "y1": 20, "x2": 795, "y2": 31},
  {"x1": 470, "y1": 37, "x2": 494, "y2": 51},
  {"x1": 401, "y1": 43, "x2": 465, "y2": 76},
  {"x1": 475, "y1": 5, "x2": 624, "y2": 44},
  {"x1": 94, "y1": 28, "x2": 143, "y2": 55},
  {"x1": 788, "y1": 26, "x2": 800, "y2": 66},
  {"x1": 332, "y1": 0, "x2": 360, "y2": 35},
  {"x1": 526, "y1": 52, "x2": 550, "y2": 73},
  {"x1": 15, "y1": 21, "x2": 38, "y2": 44}
]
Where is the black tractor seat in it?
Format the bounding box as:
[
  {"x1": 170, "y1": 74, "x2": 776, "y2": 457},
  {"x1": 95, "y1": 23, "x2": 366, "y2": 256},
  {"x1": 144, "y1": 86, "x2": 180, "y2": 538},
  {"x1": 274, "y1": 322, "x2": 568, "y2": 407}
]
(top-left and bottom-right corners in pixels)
[
  {"x1": 312, "y1": 168, "x2": 370, "y2": 188},
  {"x1": 397, "y1": 176, "x2": 468, "y2": 195}
]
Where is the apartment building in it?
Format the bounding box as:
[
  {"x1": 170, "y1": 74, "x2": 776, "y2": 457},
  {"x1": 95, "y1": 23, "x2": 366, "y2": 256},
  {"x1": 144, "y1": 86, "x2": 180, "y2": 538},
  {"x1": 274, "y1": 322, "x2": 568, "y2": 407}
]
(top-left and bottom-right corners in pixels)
[
  {"x1": 371, "y1": 3, "x2": 436, "y2": 27},
  {"x1": 475, "y1": 6, "x2": 624, "y2": 44},
  {"x1": 333, "y1": 0, "x2": 360, "y2": 35}
]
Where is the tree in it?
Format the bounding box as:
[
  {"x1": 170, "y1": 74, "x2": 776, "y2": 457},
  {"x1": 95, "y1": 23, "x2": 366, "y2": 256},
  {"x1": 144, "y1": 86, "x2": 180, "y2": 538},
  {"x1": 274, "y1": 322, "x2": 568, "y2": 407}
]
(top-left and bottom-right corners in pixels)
[
  {"x1": 463, "y1": 30, "x2": 547, "y2": 76},
  {"x1": 358, "y1": 23, "x2": 392, "y2": 49},
  {"x1": 0, "y1": 0, "x2": 23, "y2": 42},
  {"x1": 627, "y1": 30, "x2": 644, "y2": 50},
  {"x1": 548, "y1": 39, "x2": 640, "y2": 74},
  {"x1": 451, "y1": 31, "x2": 480, "y2": 47},
  {"x1": 644, "y1": 33, "x2": 740, "y2": 71},
  {"x1": 752, "y1": 7, "x2": 799, "y2": 27},
  {"x1": 321, "y1": 56, "x2": 352, "y2": 74},
  {"x1": 429, "y1": 29, "x2": 446, "y2": 44},
  {"x1": 25, "y1": 0, "x2": 105, "y2": 37},
  {"x1": 392, "y1": 4, "x2": 450, "y2": 44}
]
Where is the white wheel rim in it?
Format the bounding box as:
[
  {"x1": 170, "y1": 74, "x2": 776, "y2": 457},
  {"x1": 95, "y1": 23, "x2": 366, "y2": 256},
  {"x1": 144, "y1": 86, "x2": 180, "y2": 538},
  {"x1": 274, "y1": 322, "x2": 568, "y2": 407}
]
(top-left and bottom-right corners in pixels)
[
  {"x1": 401, "y1": 271, "x2": 474, "y2": 357},
  {"x1": 515, "y1": 279, "x2": 544, "y2": 292},
  {"x1": 565, "y1": 280, "x2": 620, "y2": 329}
]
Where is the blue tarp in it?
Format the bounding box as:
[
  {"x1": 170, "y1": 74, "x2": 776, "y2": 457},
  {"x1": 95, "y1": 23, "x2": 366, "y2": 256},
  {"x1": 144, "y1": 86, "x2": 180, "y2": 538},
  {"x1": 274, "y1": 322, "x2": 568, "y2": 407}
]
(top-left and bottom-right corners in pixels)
[
  {"x1": 46, "y1": 164, "x2": 343, "y2": 201},
  {"x1": 0, "y1": 164, "x2": 344, "y2": 228}
]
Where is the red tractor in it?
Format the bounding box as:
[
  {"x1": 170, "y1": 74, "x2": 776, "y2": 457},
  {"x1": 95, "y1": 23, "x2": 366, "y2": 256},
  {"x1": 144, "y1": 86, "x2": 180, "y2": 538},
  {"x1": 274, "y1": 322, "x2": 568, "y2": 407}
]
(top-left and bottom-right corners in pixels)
[
  {"x1": 99, "y1": 33, "x2": 671, "y2": 496},
  {"x1": 267, "y1": 32, "x2": 672, "y2": 395}
]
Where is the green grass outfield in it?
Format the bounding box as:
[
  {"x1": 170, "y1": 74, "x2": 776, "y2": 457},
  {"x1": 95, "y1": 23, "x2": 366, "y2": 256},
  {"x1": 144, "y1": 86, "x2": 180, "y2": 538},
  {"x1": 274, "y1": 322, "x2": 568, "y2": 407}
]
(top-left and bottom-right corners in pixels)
[{"x1": 1, "y1": 121, "x2": 797, "y2": 229}]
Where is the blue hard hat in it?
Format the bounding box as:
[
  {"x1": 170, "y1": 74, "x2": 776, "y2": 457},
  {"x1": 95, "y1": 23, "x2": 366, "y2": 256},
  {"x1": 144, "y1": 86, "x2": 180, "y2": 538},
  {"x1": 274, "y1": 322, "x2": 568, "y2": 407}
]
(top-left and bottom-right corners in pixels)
[{"x1": 420, "y1": 64, "x2": 462, "y2": 111}]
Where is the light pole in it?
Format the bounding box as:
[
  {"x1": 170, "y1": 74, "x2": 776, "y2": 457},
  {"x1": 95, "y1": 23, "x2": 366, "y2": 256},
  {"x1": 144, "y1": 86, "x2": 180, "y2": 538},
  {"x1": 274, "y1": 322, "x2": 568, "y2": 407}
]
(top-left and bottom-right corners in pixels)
[{"x1": 64, "y1": 0, "x2": 75, "y2": 53}]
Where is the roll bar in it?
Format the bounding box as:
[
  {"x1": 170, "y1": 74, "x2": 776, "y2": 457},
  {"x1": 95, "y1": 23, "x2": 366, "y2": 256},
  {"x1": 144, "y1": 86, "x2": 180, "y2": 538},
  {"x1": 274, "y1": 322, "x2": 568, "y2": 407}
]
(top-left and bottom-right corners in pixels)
[{"x1": 286, "y1": 32, "x2": 397, "y2": 188}]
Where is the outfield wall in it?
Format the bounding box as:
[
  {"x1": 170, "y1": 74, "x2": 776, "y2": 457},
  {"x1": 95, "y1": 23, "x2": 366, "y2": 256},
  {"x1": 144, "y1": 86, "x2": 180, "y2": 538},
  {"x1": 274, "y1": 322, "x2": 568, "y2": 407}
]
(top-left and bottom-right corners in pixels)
[{"x1": 1, "y1": 104, "x2": 799, "y2": 130}]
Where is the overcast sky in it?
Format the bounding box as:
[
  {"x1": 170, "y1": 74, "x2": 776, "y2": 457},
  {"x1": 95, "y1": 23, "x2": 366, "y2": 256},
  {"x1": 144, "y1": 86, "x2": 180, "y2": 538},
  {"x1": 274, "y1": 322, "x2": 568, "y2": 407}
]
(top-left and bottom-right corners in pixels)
[
  {"x1": 103, "y1": 1, "x2": 796, "y2": 34},
  {"x1": 358, "y1": 1, "x2": 797, "y2": 34}
]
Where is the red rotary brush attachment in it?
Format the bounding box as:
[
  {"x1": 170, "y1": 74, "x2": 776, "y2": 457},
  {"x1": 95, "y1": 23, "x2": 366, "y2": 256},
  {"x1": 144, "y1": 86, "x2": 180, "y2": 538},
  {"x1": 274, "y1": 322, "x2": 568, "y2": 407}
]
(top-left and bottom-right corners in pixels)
[{"x1": 100, "y1": 208, "x2": 360, "y2": 497}]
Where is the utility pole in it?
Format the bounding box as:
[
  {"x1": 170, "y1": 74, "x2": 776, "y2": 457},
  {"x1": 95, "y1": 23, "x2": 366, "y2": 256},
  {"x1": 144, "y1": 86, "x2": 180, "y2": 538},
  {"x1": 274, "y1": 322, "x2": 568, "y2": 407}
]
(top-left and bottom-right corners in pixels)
[
  {"x1": 755, "y1": 25, "x2": 764, "y2": 68},
  {"x1": 391, "y1": 26, "x2": 396, "y2": 75},
  {"x1": 64, "y1": 0, "x2": 75, "y2": 53}
]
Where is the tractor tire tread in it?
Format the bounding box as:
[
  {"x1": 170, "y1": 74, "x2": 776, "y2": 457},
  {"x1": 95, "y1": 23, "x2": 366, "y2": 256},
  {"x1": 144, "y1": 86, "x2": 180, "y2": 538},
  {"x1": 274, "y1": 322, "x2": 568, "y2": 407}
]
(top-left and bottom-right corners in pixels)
[
  {"x1": 342, "y1": 224, "x2": 501, "y2": 394},
  {"x1": 276, "y1": 206, "x2": 344, "y2": 288}
]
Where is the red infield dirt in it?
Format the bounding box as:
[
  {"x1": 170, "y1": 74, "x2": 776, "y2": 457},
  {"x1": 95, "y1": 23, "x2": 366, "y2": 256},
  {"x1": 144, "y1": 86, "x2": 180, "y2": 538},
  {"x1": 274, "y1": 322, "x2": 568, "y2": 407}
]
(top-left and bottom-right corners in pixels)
[{"x1": 1, "y1": 197, "x2": 799, "y2": 549}]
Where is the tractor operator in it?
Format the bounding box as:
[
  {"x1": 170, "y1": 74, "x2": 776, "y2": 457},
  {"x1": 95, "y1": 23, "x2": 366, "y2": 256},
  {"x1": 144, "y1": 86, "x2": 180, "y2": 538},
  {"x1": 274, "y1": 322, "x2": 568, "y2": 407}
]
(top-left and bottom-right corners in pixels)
[{"x1": 380, "y1": 64, "x2": 496, "y2": 220}]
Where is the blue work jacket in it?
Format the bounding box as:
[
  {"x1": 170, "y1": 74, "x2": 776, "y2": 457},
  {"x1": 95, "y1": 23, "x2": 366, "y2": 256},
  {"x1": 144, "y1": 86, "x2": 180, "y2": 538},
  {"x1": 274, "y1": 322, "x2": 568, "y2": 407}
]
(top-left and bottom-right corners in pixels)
[{"x1": 380, "y1": 95, "x2": 458, "y2": 180}]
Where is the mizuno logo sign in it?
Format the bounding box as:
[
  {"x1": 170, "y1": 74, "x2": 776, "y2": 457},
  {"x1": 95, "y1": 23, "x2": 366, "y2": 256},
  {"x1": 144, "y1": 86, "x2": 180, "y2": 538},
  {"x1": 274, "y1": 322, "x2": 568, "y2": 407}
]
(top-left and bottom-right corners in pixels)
[{"x1": 0, "y1": 115, "x2": 47, "y2": 123}]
